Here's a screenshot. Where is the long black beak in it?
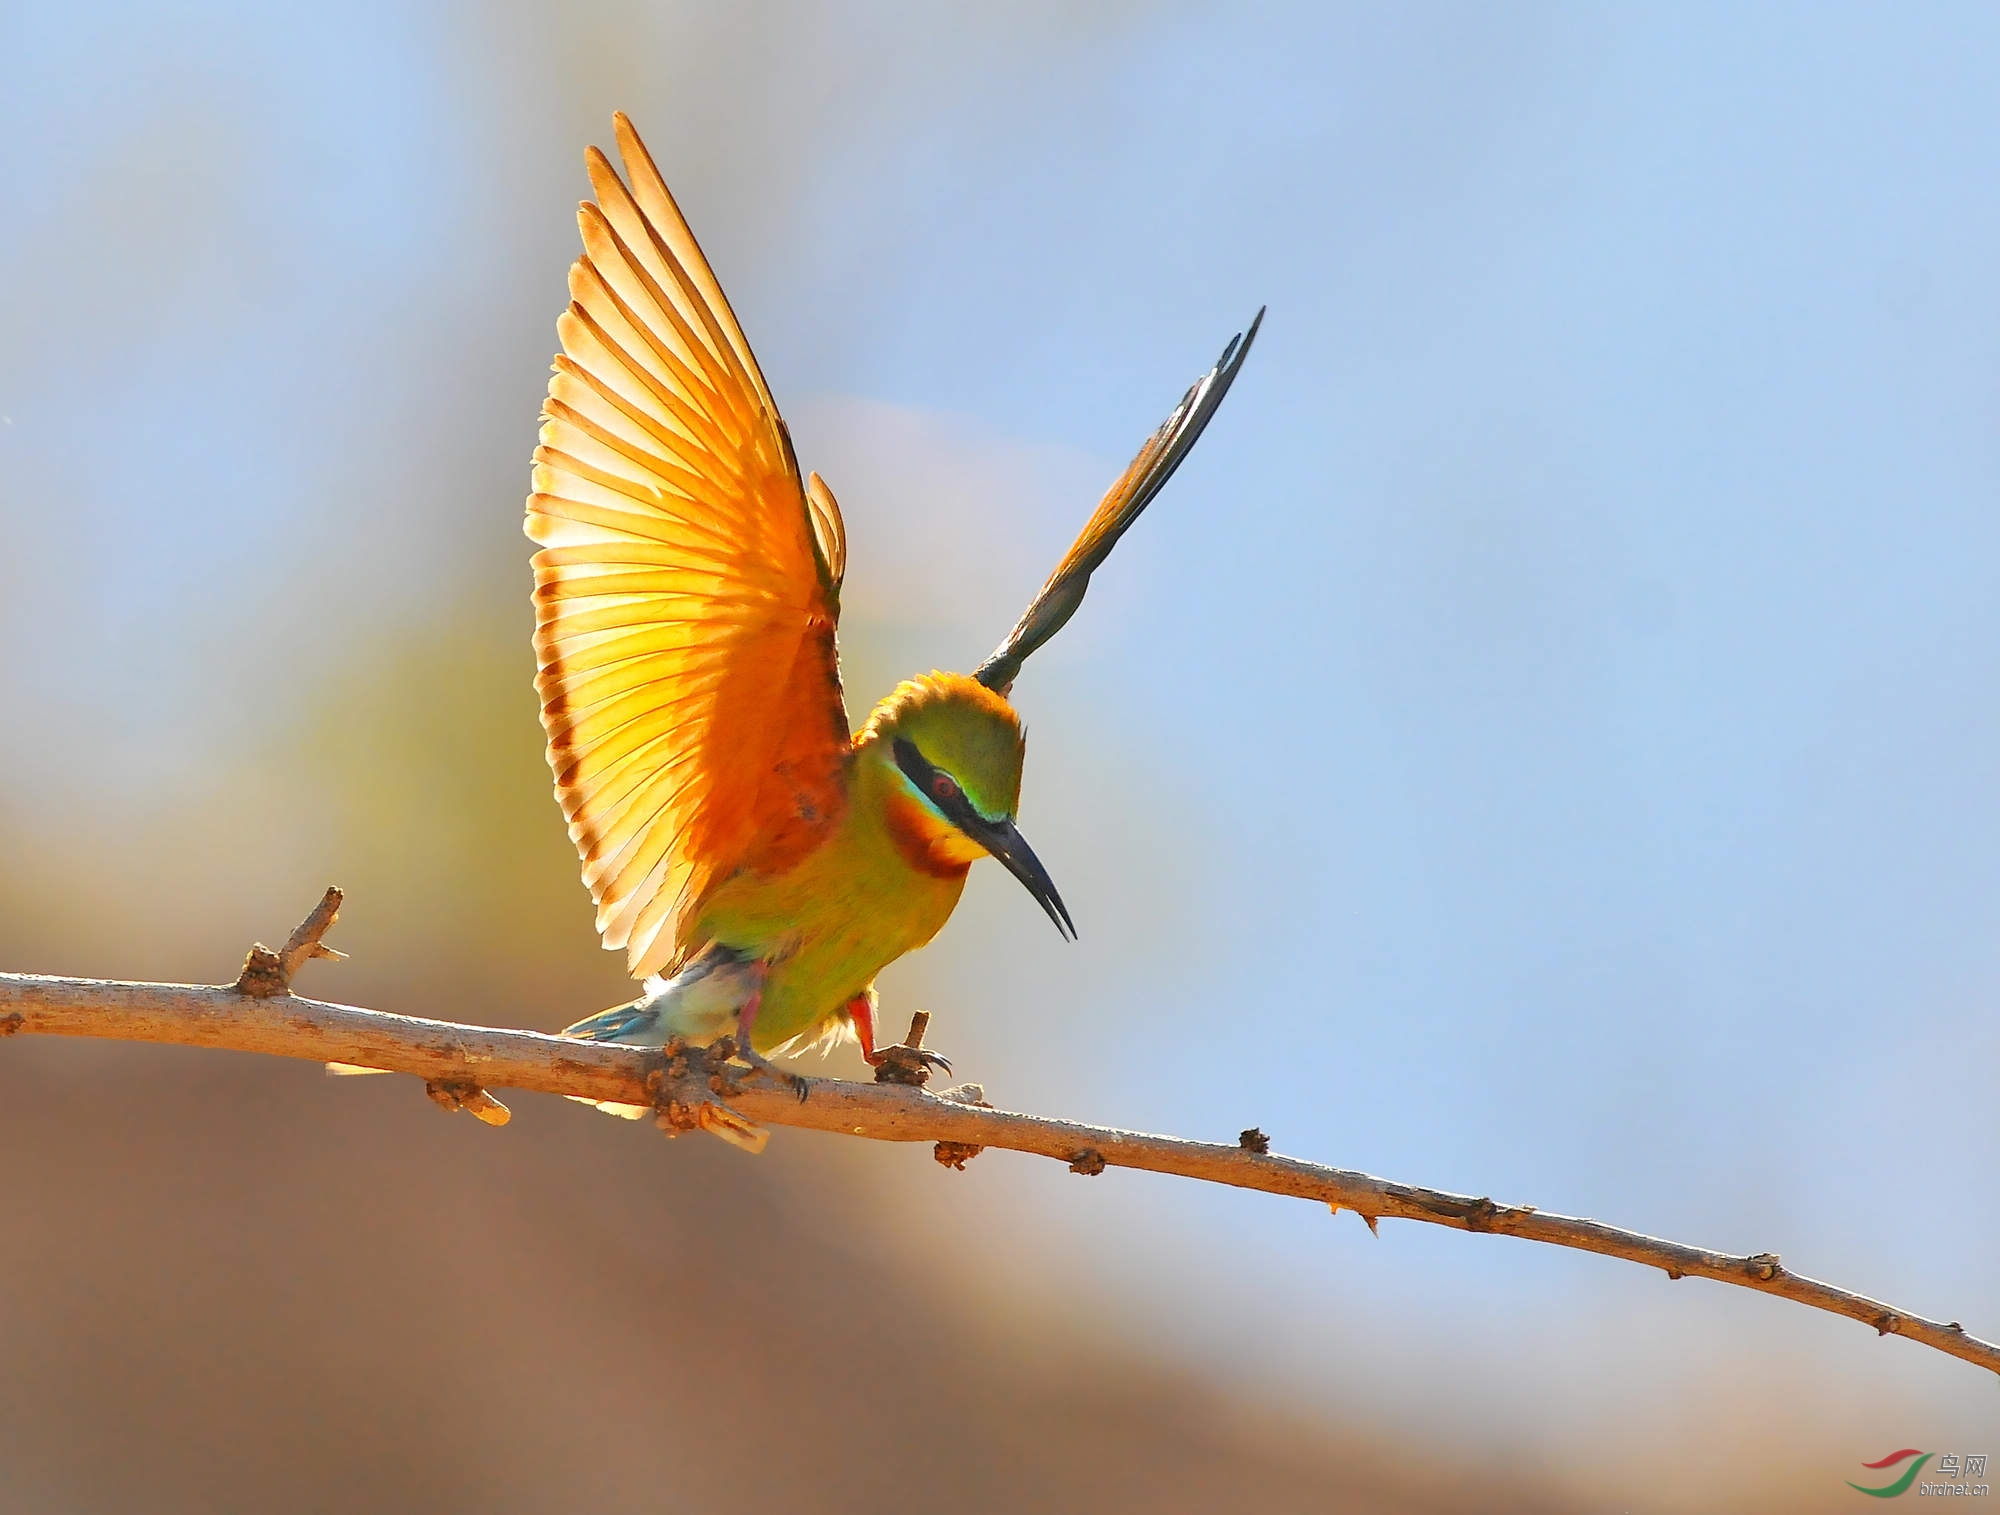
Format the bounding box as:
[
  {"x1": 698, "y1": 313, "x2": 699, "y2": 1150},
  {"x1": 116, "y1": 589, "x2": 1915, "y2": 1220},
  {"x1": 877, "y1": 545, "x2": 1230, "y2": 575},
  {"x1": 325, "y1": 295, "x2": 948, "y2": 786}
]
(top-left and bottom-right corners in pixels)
[{"x1": 978, "y1": 818, "x2": 1076, "y2": 941}]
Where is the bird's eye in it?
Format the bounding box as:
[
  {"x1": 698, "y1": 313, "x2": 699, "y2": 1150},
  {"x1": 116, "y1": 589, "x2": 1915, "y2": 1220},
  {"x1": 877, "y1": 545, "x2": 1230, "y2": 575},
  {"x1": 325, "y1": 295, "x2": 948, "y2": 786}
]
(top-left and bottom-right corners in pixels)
[{"x1": 932, "y1": 773, "x2": 959, "y2": 803}]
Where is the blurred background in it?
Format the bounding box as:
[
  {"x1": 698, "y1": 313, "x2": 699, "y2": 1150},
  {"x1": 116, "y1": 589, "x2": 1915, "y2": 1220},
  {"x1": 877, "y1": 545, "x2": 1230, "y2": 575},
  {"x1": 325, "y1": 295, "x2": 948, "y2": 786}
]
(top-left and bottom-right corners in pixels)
[{"x1": 2, "y1": 2, "x2": 1996, "y2": 1509}]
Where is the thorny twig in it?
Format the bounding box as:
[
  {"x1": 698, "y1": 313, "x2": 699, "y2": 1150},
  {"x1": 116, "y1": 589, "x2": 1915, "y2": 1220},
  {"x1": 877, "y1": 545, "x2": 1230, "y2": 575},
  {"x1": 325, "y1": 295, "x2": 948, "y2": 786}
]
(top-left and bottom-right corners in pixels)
[{"x1": 1, "y1": 889, "x2": 1994, "y2": 1382}]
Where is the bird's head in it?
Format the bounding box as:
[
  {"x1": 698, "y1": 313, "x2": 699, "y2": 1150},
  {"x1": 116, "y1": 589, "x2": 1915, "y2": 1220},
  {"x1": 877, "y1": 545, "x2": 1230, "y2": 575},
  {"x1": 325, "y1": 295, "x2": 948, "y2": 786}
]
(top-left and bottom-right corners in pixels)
[{"x1": 859, "y1": 671, "x2": 1074, "y2": 939}]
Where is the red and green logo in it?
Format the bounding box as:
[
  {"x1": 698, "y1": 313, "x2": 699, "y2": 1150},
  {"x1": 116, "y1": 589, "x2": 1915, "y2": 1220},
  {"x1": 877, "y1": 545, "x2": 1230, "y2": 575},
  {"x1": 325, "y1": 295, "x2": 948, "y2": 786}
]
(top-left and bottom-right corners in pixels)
[{"x1": 1849, "y1": 1450, "x2": 1931, "y2": 1498}]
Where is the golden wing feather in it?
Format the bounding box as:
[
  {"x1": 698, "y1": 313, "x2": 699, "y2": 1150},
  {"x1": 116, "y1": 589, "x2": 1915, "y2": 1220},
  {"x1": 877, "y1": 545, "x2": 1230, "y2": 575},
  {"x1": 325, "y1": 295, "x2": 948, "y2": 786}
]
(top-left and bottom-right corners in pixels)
[
  {"x1": 974, "y1": 309, "x2": 1263, "y2": 695},
  {"x1": 527, "y1": 114, "x2": 849, "y2": 980}
]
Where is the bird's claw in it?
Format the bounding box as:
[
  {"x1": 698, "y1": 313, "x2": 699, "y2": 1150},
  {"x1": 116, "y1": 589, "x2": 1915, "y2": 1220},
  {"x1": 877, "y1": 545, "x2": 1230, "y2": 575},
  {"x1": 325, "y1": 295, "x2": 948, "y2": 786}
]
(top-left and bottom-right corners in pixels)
[
  {"x1": 870, "y1": 1042, "x2": 951, "y2": 1087},
  {"x1": 712, "y1": 1035, "x2": 811, "y2": 1102}
]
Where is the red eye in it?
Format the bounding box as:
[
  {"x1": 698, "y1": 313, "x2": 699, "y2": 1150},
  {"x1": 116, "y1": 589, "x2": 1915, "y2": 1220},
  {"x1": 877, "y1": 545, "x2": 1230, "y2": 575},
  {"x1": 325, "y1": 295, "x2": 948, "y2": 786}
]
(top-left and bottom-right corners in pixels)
[{"x1": 932, "y1": 773, "x2": 959, "y2": 802}]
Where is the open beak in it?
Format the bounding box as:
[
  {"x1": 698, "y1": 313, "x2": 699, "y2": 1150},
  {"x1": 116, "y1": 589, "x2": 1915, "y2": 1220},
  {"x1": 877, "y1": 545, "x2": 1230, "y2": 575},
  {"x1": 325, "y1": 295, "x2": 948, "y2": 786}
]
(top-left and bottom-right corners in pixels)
[{"x1": 978, "y1": 818, "x2": 1076, "y2": 941}]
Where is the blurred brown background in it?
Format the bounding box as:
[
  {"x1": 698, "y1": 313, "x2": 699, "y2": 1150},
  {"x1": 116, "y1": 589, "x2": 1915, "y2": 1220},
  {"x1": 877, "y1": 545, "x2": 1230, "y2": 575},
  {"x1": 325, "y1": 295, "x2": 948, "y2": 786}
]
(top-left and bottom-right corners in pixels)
[
  {"x1": 4, "y1": 1, "x2": 1996, "y2": 1509},
  {"x1": 0, "y1": 736, "x2": 1583, "y2": 1515}
]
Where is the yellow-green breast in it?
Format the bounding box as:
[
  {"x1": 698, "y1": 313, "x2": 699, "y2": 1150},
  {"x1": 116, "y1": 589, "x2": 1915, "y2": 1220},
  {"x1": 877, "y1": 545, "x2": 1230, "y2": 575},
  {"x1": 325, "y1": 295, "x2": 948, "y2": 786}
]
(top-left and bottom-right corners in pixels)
[{"x1": 693, "y1": 672, "x2": 1025, "y2": 1050}]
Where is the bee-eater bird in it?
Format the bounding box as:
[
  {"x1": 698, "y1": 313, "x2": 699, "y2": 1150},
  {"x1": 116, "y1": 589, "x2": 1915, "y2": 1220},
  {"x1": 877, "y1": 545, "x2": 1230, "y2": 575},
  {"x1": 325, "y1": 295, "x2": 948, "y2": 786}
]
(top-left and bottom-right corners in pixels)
[{"x1": 533, "y1": 114, "x2": 1260, "y2": 1096}]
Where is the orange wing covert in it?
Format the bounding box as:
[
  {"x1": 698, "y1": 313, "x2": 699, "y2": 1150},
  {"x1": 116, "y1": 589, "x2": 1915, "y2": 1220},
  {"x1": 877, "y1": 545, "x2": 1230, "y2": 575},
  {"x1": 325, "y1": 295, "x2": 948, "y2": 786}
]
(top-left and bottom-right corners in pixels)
[{"x1": 527, "y1": 113, "x2": 851, "y2": 981}]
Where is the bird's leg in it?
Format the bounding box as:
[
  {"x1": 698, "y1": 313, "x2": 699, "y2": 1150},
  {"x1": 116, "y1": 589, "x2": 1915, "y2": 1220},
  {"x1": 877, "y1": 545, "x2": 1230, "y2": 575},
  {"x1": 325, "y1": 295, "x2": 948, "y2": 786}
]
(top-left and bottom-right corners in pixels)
[
  {"x1": 848, "y1": 991, "x2": 885, "y2": 1062},
  {"x1": 852, "y1": 997, "x2": 952, "y2": 1085},
  {"x1": 728, "y1": 990, "x2": 810, "y2": 1103}
]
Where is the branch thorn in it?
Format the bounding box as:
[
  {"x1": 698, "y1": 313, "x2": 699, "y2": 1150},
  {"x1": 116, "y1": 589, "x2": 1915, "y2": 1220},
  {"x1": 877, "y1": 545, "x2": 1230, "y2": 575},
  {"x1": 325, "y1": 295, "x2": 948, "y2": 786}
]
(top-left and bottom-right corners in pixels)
[
  {"x1": 647, "y1": 1043, "x2": 770, "y2": 1152},
  {"x1": 424, "y1": 1078, "x2": 511, "y2": 1127},
  {"x1": 233, "y1": 886, "x2": 345, "y2": 998},
  {"x1": 935, "y1": 1140, "x2": 983, "y2": 1170}
]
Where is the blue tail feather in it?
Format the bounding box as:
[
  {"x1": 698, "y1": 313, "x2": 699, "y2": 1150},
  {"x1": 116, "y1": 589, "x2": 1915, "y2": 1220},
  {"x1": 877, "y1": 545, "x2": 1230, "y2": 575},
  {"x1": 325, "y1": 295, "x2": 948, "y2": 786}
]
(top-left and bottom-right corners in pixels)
[{"x1": 559, "y1": 1001, "x2": 660, "y2": 1042}]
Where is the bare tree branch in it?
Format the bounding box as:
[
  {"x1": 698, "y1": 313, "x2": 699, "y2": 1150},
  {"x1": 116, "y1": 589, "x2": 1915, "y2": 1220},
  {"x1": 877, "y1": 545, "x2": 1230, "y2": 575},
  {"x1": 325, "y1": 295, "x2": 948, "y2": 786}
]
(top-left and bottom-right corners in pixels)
[{"x1": 2, "y1": 891, "x2": 1994, "y2": 1381}]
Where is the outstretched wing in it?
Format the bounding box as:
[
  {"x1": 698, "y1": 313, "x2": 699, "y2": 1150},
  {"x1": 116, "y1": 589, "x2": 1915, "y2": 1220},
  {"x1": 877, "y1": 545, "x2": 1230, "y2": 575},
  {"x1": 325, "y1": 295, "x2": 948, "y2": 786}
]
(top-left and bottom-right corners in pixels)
[
  {"x1": 527, "y1": 113, "x2": 851, "y2": 980},
  {"x1": 974, "y1": 309, "x2": 1264, "y2": 695}
]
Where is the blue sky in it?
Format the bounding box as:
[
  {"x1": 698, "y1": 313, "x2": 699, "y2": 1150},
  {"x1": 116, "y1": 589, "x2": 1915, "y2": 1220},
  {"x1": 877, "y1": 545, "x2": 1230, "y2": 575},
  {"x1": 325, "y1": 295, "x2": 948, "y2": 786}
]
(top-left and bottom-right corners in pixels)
[{"x1": 4, "y1": 0, "x2": 1997, "y2": 1472}]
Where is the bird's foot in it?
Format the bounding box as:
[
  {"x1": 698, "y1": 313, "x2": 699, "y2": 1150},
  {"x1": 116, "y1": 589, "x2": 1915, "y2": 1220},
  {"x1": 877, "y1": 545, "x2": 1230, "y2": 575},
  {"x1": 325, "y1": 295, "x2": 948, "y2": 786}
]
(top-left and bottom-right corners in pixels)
[
  {"x1": 717, "y1": 987, "x2": 809, "y2": 1102},
  {"x1": 711, "y1": 1034, "x2": 811, "y2": 1103},
  {"x1": 866, "y1": 1010, "x2": 951, "y2": 1087},
  {"x1": 868, "y1": 1042, "x2": 952, "y2": 1087}
]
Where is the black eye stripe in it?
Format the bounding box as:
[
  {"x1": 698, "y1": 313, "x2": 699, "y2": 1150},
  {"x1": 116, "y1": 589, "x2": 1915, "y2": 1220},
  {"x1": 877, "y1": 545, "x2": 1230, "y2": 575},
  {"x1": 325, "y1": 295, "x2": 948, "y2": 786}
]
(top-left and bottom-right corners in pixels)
[
  {"x1": 891, "y1": 737, "x2": 933, "y2": 789},
  {"x1": 893, "y1": 738, "x2": 985, "y2": 831}
]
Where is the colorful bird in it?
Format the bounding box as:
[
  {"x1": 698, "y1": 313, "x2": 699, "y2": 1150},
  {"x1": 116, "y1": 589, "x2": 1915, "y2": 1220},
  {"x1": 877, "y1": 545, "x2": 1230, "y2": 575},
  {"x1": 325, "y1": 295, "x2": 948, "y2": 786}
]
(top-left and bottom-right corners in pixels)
[{"x1": 531, "y1": 114, "x2": 1260, "y2": 1098}]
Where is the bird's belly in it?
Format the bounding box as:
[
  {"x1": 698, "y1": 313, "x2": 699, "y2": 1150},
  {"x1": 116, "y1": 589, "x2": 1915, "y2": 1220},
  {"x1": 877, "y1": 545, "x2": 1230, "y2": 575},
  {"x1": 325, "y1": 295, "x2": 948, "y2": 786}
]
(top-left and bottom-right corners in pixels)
[{"x1": 702, "y1": 861, "x2": 968, "y2": 1052}]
